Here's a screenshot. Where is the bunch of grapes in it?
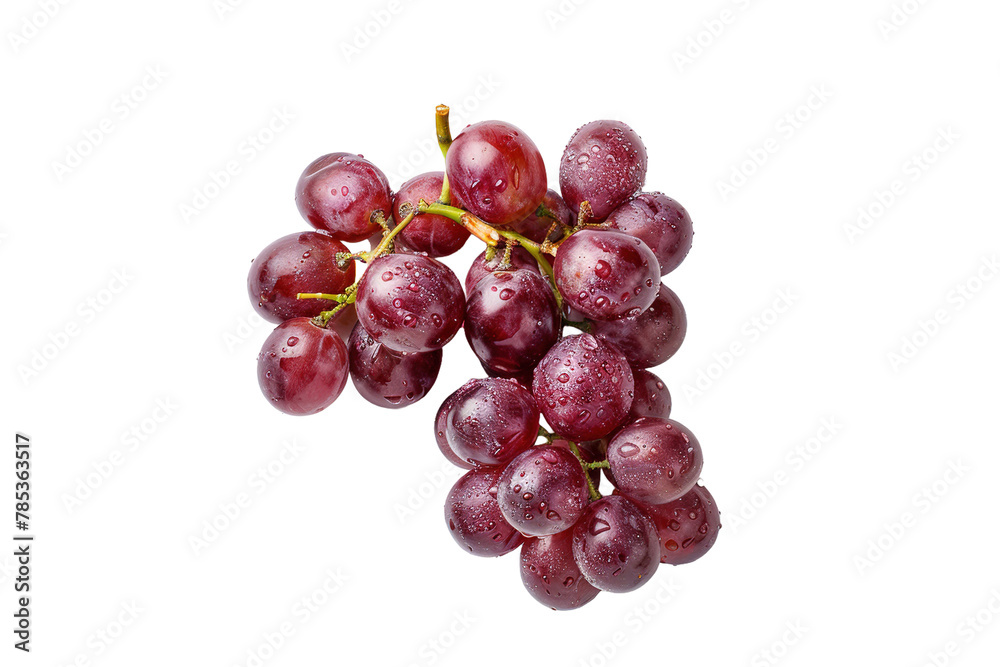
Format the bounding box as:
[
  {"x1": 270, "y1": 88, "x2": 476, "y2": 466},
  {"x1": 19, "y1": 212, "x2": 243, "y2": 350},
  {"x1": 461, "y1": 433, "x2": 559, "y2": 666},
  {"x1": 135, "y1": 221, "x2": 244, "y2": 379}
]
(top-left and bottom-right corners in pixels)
[{"x1": 247, "y1": 105, "x2": 720, "y2": 610}]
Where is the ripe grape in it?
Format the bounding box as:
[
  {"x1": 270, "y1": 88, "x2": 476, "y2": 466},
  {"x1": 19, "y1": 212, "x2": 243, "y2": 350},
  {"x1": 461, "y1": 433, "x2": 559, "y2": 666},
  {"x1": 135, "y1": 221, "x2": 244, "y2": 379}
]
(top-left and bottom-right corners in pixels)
[
  {"x1": 559, "y1": 120, "x2": 647, "y2": 221},
  {"x1": 392, "y1": 171, "x2": 470, "y2": 257},
  {"x1": 355, "y1": 253, "x2": 465, "y2": 353},
  {"x1": 606, "y1": 193, "x2": 693, "y2": 276},
  {"x1": 532, "y1": 334, "x2": 634, "y2": 441},
  {"x1": 589, "y1": 284, "x2": 686, "y2": 368},
  {"x1": 571, "y1": 495, "x2": 659, "y2": 593},
  {"x1": 638, "y1": 484, "x2": 721, "y2": 565},
  {"x1": 435, "y1": 389, "x2": 474, "y2": 470},
  {"x1": 295, "y1": 153, "x2": 392, "y2": 242},
  {"x1": 505, "y1": 188, "x2": 574, "y2": 244},
  {"x1": 257, "y1": 318, "x2": 349, "y2": 415},
  {"x1": 444, "y1": 378, "x2": 540, "y2": 467},
  {"x1": 445, "y1": 467, "x2": 524, "y2": 557},
  {"x1": 606, "y1": 418, "x2": 704, "y2": 505},
  {"x1": 347, "y1": 322, "x2": 441, "y2": 409},
  {"x1": 247, "y1": 231, "x2": 356, "y2": 324},
  {"x1": 465, "y1": 246, "x2": 539, "y2": 294},
  {"x1": 445, "y1": 121, "x2": 547, "y2": 225},
  {"x1": 520, "y1": 530, "x2": 600, "y2": 610},
  {"x1": 628, "y1": 369, "x2": 672, "y2": 421},
  {"x1": 554, "y1": 229, "x2": 660, "y2": 321},
  {"x1": 464, "y1": 269, "x2": 560, "y2": 378},
  {"x1": 497, "y1": 446, "x2": 589, "y2": 536}
]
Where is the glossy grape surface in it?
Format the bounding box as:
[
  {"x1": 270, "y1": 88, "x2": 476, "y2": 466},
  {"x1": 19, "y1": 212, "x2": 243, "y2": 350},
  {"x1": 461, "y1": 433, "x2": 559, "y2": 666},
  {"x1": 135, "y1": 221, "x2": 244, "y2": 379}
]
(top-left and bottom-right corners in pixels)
[
  {"x1": 347, "y1": 322, "x2": 441, "y2": 409},
  {"x1": 589, "y1": 283, "x2": 686, "y2": 368},
  {"x1": 497, "y1": 446, "x2": 590, "y2": 536},
  {"x1": 295, "y1": 152, "x2": 392, "y2": 242},
  {"x1": 435, "y1": 389, "x2": 474, "y2": 470},
  {"x1": 628, "y1": 369, "x2": 672, "y2": 422},
  {"x1": 445, "y1": 467, "x2": 524, "y2": 557},
  {"x1": 446, "y1": 121, "x2": 547, "y2": 225},
  {"x1": 392, "y1": 171, "x2": 470, "y2": 257},
  {"x1": 606, "y1": 192, "x2": 693, "y2": 276},
  {"x1": 554, "y1": 229, "x2": 660, "y2": 321},
  {"x1": 520, "y1": 530, "x2": 600, "y2": 610},
  {"x1": 506, "y1": 188, "x2": 574, "y2": 244},
  {"x1": 639, "y1": 484, "x2": 721, "y2": 565},
  {"x1": 559, "y1": 120, "x2": 647, "y2": 221},
  {"x1": 571, "y1": 495, "x2": 659, "y2": 593},
  {"x1": 607, "y1": 418, "x2": 704, "y2": 505},
  {"x1": 465, "y1": 269, "x2": 560, "y2": 378},
  {"x1": 532, "y1": 333, "x2": 634, "y2": 441},
  {"x1": 444, "y1": 378, "x2": 540, "y2": 467},
  {"x1": 355, "y1": 253, "x2": 465, "y2": 353},
  {"x1": 465, "y1": 247, "x2": 539, "y2": 294},
  {"x1": 257, "y1": 318, "x2": 349, "y2": 415}
]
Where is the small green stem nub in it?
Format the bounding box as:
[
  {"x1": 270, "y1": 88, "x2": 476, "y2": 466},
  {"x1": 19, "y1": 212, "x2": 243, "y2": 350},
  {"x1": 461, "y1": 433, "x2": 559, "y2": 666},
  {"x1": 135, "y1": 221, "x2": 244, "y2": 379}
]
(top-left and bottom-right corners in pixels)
[{"x1": 435, "y1": 105, "x2": 453, "y2": 205}]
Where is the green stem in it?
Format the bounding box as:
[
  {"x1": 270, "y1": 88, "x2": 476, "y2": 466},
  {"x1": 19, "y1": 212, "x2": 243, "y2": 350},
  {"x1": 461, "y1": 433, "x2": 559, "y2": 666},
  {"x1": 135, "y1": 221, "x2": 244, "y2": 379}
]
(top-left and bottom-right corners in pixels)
[
  {"x1": 435, "y1": 105, "x2": 453, "y2": 205},
  {"x1": 368, "y1": 209, "x2": 416, "y2": 259},
  {"x1": 567, "y1": 441, "x2": 603, "y2": 501}
]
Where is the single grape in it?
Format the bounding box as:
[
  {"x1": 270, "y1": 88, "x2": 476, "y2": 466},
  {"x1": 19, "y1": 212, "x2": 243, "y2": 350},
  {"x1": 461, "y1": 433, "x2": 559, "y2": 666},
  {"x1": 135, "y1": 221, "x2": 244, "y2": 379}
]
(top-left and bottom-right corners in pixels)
[
  {"x1": 445, "y1": 467, "x2": 524, "y2": 557},
  {"x1": 506, "y1": 188, "x2": 574, "y2": 244},
  {"x1": 465, "y1": 246, "x2": 539, "y2": 294},
  {"x1": 628, "y1": 369, "x2": 672, "y2": 421},
  {"x1": 635, "y1": 484, "x2": 721, "y2": 565},
  {"x1": 532, "y1": 334, "x2": 634, "y2": 441},
  {"x1": 464, "y1": 269, "x2": 560, "y2": 378},
  {"x1": 445, "y1": 120, "x2": 547, "y2": 225},
  {"x1": 355, "y1": 253, "x2": 465, "y2": 353},
  {"x1": 295, "y1": 152, "x2": 392, "y2": 242},
  {"x1": 571, "y1": 495, "x2": 659, "y2": 593},
  {"x1": 606, "y1": 192, "x2": 693, "y2": 276},
  {"x1": 589, "y1": 284, "x2": 686, "y2": 368},
  {"x1": 559, "y1": 120, "x2": 647, "y2": 221},
  {"x1": 257, "y1": 318, "x2": 349, "y2": 416},
  {"x1": 247, "y1": 231, "x2": 356, "y2": 324},
  {"x1": 554, "y1": 229, "x2": 660, "y2": 321},
  {"x1": 520, "y1": 530, "x2": 600, "y2": 610},
  {"x1": 497, "y1": 446, "x2": 590, "y2": 536},
  {"x1": 347, "y1": 322, "x2": 441, "y2": 409},
  {"x1": 606, "y1": 418, "x2": 704, "y2": 505},
  {"x1": 392, "y1": 171, "x2": 470, "y2": 257},
  {"x1": 444, "y1": 378, "x2": 540, "y2": 467},
  {"x1": 435, "y1": 389, "x2": 474, "y2": 470}
]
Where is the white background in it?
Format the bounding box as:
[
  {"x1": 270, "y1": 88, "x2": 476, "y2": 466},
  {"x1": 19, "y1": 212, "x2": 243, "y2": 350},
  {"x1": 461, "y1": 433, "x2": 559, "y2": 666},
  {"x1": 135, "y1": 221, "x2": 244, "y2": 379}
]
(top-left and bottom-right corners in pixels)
[{"x1": 2, "y1": 0, "x2": 999, "y2": 665}]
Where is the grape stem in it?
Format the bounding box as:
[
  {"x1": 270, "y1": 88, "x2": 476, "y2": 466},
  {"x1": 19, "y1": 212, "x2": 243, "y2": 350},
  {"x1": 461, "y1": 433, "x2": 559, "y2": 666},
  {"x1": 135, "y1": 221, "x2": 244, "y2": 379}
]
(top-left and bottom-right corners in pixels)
[
  {"x1": 567, "y1": 441, "x2": 603, "y2": 501},
  {"x1": 435, "y1": 105, "x2": 453, "y2": 205},
  {"x1": 299, "y1": 284, "x2": 358, "y2": 328}
]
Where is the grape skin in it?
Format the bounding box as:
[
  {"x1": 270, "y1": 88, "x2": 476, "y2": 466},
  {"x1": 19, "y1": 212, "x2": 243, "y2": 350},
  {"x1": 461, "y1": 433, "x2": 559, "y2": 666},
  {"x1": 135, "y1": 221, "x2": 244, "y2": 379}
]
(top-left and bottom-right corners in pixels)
[
  {"x1": 445, "y1": 467, "x2": 524, "y2": 557},
  {"x1": 628, "y1": 369, "x2": 672, "y2": 421},
  {"x1": 505, "y1": 188, "x2": 574, "y2": 244},
  {"x1": 295, "y1": 153, "x2": 392, "y2": 242},
  {"x1": 257, "y1": 318, "x2": 349, "y2": 416},
  {"x1": 606, "y1": 418, "x2": 704, "y2": 505},
  {"x1": 606, "y1": 192, "x2": 693, "y2": 276},
  {"x1": 497, "y1": 446, "x2": 590, "y2": 537},
  {"x1": 392, "y1": 171, "x2": 470, "y2": 257},
  {"x1": 559, "y1": 120, "x2": 647, "y2": 222},
  {"x1": 435, "y1": 388, "x2": 474, "y2": 470},
  {"x1": 571, "y1": 495, "x2": 660, "y2": 593},
  {"x1": 347, "y1": 322, "x2": 441, "y2": 409},
  {"x1": 465, "y1": 247, "x2": 539, "y2": 295},
  {"x1": 444, "y1": 378, "x2": 540, "y2": 467},
  {"x1": 636, "y1": 484, "x2": 721, "y2": 565},
  {"x1": 520, "y1": 530, "x2": 600, "y2": 610},
  {"x1": 589, "y1": 283, "x2": 687, "y2": 369}
]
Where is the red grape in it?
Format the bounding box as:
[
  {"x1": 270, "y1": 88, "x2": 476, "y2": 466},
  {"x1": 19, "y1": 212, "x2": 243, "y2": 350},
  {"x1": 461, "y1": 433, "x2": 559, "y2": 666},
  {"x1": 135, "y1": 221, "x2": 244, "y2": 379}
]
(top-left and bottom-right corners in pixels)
[
  {"x1": 589, "y1": 284, "x2": 686, "y2": 368},
  {"x1": 445, "y1": 121, "x2": 547, "y2": 225},
  {"x1": 571, "y1": 495, "x2": 659, "y2": 592},
  {"x1": 295, "y1": 152, "x2": 392, "y2": 242},
  {"x1": 347, "y1": 322, "x2": 441, "y2": 409},
  {"x1": 607, "y1": 418, "x2": 704, "y2": 505},
  {"x1": 559, "y1": 120, "x2": 647, "y2": 221},
  {"x1": 638, "y1": 484, "x2": 721, "y2": 565},
  {"x1": 465, "y1": 246, "x2": 539, "y2": 294},
  {"x1": 628, "y1": 369, "x2": 672, "y2": 421},
  {"x1": 355, "y1": 253, "x2": 465, "y2": 353},
  {"x1": 606, "y1": 192, "x2": 693, "y2": 276},
  {"x1": 392, "y1": 171, "x2": 470, "y2": 257},
  {"x1": 444, "y1": 378, "x2": 540, "y2": 467},
  {"x1": 506, "y1": 188, "x2": 574, "y2": 244},
  {"x1": 464, "y1": 269, "x2": 560, "y2": 378},
  {"x1": 257, "y1": 318, "x2": 349, "y2": 415},
  {"x1": 435, "y1": 389, "x2": 474, "y2": 470},
  {"x1": 497, "y1": 446, "x2": 589, "y2": 536},
  {"x1": 554, "y1": 229, "x2": 660, "y2": 321},
  {"x1": 520, "y1": 530, "x2": 600, "y2": 610},
  {"x1": 445, "y1": 467, "x2": 524, "y2": 557},
  {"x1": 247, "y1": 231, "x2": 355, "y2": 324},
  {"x1": 532, "y1": 333, "x2": 634, "y2": 441}
]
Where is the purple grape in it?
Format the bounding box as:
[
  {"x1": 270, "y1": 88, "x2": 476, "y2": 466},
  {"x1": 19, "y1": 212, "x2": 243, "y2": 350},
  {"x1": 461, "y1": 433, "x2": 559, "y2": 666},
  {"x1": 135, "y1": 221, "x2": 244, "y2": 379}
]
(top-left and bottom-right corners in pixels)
[
  {"x1": 559, "y1": 120, "x2": 647, "y2": 222},
  {"x1": 295, "y1": 152, "x2": 392, "y2": 242},
  {"x1": 571, "y1": 495, "x2": 659, "y2": 593},
  {"x1": 464, "y1": 269, "x2": 560, "y2": 378},
  {"x1": 355, "y1": 253, "x2": 465, "y2": 353},
  {"x1": 465, "y1": 246, "x2": 539, "y2": 294},
  {"x1": 554, "y1": 229, "x2": 660, "y2": 321},
  {"x1": 506, "y1": 188, "x2": 574, "y2": 244},
  {"x1": 606, "y1": 193, "x2": 693, "y2": 276},
  {"x1": 628, "y1": 369, "x2": 672, "y2": 422},
  {"x1": 637, "y1": 484, "x2": 721, "y2": 565},
  {"x1": 606, "y1": 418, "x2": 704, "y2": 505},
  {"x1": 446, "y1": 120, "x2": 547, "y2": 225},
  {"x1": 392, "y1": 171, "x2": 470, "y2": 257},
  {"x1": 497, "y1": 446, "x2": 590, "y2": 536},
  {"x1": 520, "y1": 530, "x2": 600, "y2": 610},
  {"x1": 247, "y1": 232, "x2": 356, "y2": 324},
  {"x1": 444, "y1": 378, "x2": 540, "y2": 467},
  {"x1": 589, "y1": 284, "x2": 686, "y2": 368},
  {"x1": 435, "y1": 389, "x2": 474, "y2": 470},
  {"x1": 532, "y1": 334, "x2": 634, "y2": 441},
  {"x1": 347, "y1": 322, "x2": 441, "y2": 409},
  {"x1": 257, "y1": 318, "x2": 349, "y2": 416},
  {"x1": 445, "y1": 467, "x2": 524, "y2": 557}
]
